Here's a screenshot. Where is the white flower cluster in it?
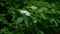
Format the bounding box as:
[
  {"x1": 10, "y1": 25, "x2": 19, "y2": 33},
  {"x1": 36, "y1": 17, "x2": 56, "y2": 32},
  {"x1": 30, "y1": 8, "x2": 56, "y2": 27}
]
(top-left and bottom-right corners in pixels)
[
  {"x1": 20, "y1": 10, "x2": 31, "y2": 16},
  {"x1": 30, "y1": 6, "x2": 38, "y2": 10}
]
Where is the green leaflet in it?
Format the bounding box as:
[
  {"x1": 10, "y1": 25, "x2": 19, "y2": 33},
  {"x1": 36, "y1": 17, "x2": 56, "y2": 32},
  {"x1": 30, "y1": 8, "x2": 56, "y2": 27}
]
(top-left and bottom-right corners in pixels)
[
  {"x1": 50, "y1": 18, "x2": 58, "y2": 27},
  {"x1": 15, "y1": 17, "x2": 24, "y2": 24},
  {"x1": 0, "y1": 14, "x2": 6, "y2": 17},
  {"x1": 0, "y1": 17, "x2": 8, "y2": 24},
  {"x1": 39, "y1": 31, "x2": 44, "y2": 34},
  {"x1": 23, "y1": 15, "x2": 29, "y2": 27}
]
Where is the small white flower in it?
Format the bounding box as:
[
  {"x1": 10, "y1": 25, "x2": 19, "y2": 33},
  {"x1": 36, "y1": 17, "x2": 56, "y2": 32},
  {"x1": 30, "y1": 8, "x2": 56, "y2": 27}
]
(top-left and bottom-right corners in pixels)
[
  {"x1": 26, "y1": 12, "x2": 31, "y2": 16},
  {"x1": 20, "y1": 10, "x2": 27, "y2": 14},
  {"x1": 30, "y1": 6, "x2": 38, "y2": 10},
  {"x1": 20, "y1": 10, "x2": 31, "y2": 16}
]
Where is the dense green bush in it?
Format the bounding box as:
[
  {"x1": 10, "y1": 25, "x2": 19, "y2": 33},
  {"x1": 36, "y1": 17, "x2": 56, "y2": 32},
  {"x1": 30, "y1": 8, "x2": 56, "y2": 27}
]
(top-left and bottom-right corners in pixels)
[{"x1": 0, "y1": 0, "x2": 60, "y2": 34}]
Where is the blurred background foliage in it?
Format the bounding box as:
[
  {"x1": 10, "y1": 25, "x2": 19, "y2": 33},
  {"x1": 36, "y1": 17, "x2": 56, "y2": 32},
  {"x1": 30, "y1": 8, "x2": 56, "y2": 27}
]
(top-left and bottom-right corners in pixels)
[{"x1": 0, "y1": 0, "x2": 60, "y2": 34}]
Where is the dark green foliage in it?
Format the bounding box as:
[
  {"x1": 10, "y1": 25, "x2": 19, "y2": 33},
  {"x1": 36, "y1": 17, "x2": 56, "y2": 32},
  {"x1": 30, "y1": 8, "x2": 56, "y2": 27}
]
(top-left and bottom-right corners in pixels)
[{"x1": 0, "y1": 0, "x2": 60, "y2": 34}]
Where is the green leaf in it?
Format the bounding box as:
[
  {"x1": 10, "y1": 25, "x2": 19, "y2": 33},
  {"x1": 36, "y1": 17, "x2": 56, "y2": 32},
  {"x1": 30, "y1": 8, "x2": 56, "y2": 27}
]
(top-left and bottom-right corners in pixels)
[
  {"x1": 0, "y1": 14, "x2": 6, "y2": 17},
  {"x1": 32, "y1": 17, "x2": 38, "y2": 23},
  {"x1": 50, "y1": 18, "x2": 58, "y2": 27},
  {"x1": 39, "y1": 31, "x2": 44, "y2": 34},
  {"x1": 40, "y1": 13, "x2": 46, "y2": 20},
  {"x1": 22, "y1": 15, "x2": 29, "y2": 27},
  {"x1": 15, "y1": 17, "x2": 24, "y2": 24},
  {"x1": 0, "y1": 17, "x2": 8, "y2": 24},
  {"x1": 33, "y1": 19, "x2": 37, "y2": 23}
]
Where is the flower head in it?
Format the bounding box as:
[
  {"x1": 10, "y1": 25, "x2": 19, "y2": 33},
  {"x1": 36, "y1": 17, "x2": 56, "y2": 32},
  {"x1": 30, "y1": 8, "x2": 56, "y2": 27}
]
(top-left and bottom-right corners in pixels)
[
  {"x1": 25, "y1": 12, "x2": 31, "y2": 16},
  {"x1": 20, "y1": 10, "x2": 31, "y2": 16}
]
